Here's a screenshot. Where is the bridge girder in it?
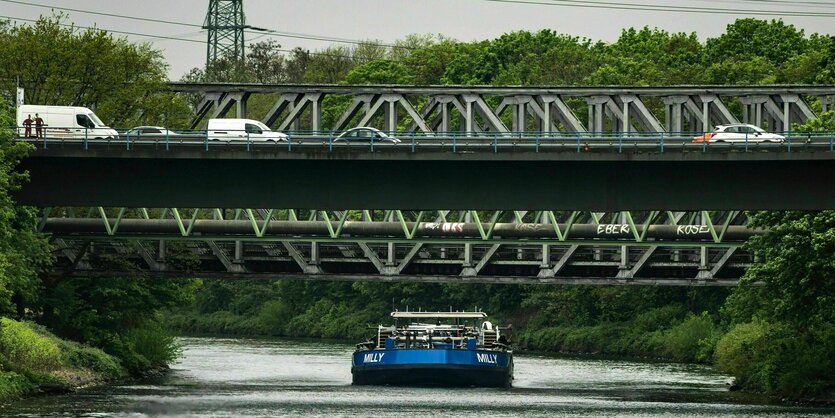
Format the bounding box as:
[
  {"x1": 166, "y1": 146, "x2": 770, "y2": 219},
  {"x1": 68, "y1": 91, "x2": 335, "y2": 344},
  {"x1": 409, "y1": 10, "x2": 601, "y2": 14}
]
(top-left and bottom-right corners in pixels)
[
  {"x1": 44, "y1": 208, "x2": 754, "y2": 286},
  {"x1": 170, "y1": 83, "x2": 834, "y2": 135}
]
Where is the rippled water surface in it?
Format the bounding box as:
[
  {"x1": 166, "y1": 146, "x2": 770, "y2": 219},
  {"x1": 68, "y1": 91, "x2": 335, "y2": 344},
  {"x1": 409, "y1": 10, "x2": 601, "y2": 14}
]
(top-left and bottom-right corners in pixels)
[{"x1": 3, "y1": 337, "x2": 833, "y2": 417}]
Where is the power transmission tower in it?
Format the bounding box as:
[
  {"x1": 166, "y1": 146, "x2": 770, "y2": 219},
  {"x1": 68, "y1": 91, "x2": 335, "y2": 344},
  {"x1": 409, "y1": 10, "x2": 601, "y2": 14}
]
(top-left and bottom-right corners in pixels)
[{"x1": 203, "y1": 0, "x2": 248, "y2": 68}]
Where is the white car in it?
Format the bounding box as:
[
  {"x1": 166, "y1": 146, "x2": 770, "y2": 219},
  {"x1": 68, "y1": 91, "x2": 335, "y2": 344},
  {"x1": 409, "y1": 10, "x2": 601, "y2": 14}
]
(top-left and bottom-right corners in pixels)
[
  {"x1": 207, "y1": 118, "x2": 288, "y2": 142},
  {"x1": 334, "y1": 127, "x2": 401, "y2": 143},
  {"x1": 693, "y1": 124, "x2": 784, "y2": 143}
]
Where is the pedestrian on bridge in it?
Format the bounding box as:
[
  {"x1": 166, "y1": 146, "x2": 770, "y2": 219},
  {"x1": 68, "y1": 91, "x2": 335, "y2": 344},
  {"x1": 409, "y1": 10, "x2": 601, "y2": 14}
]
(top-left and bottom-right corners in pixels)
[
  {"x1": 23, "y1": 114, "x2": 32, "y2": 137},
  {"x1": 34, "y1": 113, "x2": 44, "y2": 139}
]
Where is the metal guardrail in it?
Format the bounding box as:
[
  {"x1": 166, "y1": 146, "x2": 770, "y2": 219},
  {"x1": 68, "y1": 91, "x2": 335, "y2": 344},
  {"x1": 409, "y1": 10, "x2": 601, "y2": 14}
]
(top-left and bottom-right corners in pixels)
[{"x1": 13, "y1": 127, "x2": 835, "y2": 153}]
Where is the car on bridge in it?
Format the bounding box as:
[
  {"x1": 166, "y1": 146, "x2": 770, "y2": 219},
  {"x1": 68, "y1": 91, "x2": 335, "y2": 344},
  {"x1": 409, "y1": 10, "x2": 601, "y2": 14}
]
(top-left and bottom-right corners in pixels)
[
  {"x1": 207, "y1": 119, "x2": 288, "y2": 142},
  {"x1": 334, "y1": 127, "x2": 401, "y2": 144},
  {"x1": 124, "y1": 126, "x2": 182, "y2": 141},
  {"x1": 693, "y1": 124, "x2": 785, "y2": 143},
  {"x1": 17, "y1": 105, "x2": 119, "y2": 140}
]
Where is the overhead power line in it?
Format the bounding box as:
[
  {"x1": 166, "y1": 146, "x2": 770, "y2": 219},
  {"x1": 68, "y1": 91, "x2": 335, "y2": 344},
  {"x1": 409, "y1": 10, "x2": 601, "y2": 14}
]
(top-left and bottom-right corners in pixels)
[
  {"x1": 475, "y1": 0, "x2": 835, "y2": 17},
  {"x1": 691, "y1": 0, "x2": 835, "y2": 7},
  {"x1": 693, "y1": 0, "x2": 835, "y2": 7},
  {"x1": 0, "y1": 15, "x2": 206, "y2": 43},
  {"x1": 0, "y1": 15, "x2": 392, "y2": 64},
  {"x1": 0, "y1": 0, "x2": 411, "y2": 50}
]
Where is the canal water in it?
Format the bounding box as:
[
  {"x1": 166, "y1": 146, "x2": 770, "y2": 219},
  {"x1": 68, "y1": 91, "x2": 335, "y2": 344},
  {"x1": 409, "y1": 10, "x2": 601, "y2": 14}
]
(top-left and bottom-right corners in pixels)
[{"x1": 3, "y1": 337, "x2": 833, "y2": 417}]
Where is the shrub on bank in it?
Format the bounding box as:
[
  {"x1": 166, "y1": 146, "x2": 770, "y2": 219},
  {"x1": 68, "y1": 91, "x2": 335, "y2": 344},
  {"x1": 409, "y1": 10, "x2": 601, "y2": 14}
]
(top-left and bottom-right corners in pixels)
[
  {"x1": 715, "y1": 321, "x2": 835, "y2": 398},
  {"x1": 714, "y1": 320, "x2": 768, "y2": 384},
  {"x1": 25, "y1": 320, "x2": 125, "y2": 381},
  {"x1": 166, "y1": 310, "x2": 266, "y2": 336},
  {"x1": 519, "y1": 310, "x2": 723, "y2": 363},
  {"x1": 663, "y1": 312, "x2": 721, "y2": 363},
  {"x1": 0, "y1": 371, "x2": 34, "y2": 400},
  {"x1": 125, "y1": 319, "x2": 181, "y2": 368},
  {"x1": 633, "y1": 305, "x2": 688, "y2": 332},
  {"x1": 0, "y1": 317, "x2": 126, "y2": 401},
  {"x1": 59, "y1": 341, "x2": 123, "y2": 380},
  {"x1": 0, "y1": 318, "x2": 62, "y2": 374}
]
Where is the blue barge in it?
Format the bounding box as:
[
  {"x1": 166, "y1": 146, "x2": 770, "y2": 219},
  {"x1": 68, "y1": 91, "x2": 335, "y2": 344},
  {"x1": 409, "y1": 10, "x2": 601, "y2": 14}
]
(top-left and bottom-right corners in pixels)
[{"x1": 352, "y1": 311, "x2": 513, "y2": 387}]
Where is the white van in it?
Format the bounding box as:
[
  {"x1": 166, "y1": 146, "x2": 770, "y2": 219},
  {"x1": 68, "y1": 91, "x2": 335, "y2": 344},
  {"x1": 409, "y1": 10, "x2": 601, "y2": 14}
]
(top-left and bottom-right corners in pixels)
[
  {"x1": 207, "y1": 118, "x2": 288, "y2": 142},
  {"x1": 16, "y1": 105, "x2": 119, "y2": 140}
]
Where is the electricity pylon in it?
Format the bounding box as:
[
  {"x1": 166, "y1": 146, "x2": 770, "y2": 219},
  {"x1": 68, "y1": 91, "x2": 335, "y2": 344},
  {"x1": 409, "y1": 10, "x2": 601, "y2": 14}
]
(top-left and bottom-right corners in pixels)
[{"x1": 203, "y1": 0, "x2": 248, "y2": 68}]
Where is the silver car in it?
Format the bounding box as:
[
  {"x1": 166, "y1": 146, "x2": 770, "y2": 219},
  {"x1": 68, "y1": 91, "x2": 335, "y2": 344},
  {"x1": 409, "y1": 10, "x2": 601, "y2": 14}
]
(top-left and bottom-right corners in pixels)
[
  {"x1": 125, "y1": 126, "x2": 180, "y2": 141},
  {"x1": 334, "y1": 127, "x2": 401, "y2": 143}
]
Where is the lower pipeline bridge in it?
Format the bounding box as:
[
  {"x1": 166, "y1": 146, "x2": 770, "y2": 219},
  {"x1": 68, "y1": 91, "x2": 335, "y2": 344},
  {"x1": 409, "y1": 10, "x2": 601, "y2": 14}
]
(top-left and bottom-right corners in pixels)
[{"x1": 43, "y1": 209, "x2": 758, "y2": 286}]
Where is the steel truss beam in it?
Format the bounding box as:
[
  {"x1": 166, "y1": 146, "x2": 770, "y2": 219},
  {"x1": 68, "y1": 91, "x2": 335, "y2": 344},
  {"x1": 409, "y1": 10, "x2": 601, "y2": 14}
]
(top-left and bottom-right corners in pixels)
[
  {"x1": 43, "y1": 208, "x2": 756, "y2": 286},
  {"x1": 172, "y1": 83, "x2": 833, "y2": 135}
]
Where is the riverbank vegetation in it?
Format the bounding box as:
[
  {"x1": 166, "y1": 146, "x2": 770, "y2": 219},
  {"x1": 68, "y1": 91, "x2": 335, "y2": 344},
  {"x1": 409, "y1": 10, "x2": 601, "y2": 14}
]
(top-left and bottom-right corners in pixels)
[
  {"x1": 0, "y1": 104, "x2": 196, "y2": 401},
  {"x1": 0, "y1": 14, "x2": 833, "y2": 402},
  {"x1": 0, "y1": 318, "x2": 123, "y2": 399},
  {"x1": 0, "y1": 30, "x2": 197, "y2": 400}
]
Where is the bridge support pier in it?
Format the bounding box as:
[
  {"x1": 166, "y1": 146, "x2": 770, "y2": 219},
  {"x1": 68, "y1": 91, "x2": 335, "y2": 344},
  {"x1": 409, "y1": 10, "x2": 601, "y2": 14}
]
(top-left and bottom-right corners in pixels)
[
  {"x1": 821, "y1": 96, "x2": 834, "y2": 113},
  {"x1": 540, "y1": 211, "x2": 552, "y2": 269},
  {"x1": 387, "y1": 243, "x2": 396, "y2": 266},
  {"x1": 234, "y1": 240, "x2": 244, "y2": 264}
]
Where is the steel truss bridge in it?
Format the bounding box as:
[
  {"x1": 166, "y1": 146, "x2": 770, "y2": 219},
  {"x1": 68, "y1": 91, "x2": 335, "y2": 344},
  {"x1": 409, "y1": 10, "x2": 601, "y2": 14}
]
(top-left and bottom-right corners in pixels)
[
  {"x1": 26, "y1": 84, "x2": 835, "y2": 285},
  {"x1": 171, "y1": 83, "x2": 835, "y2": 136},
  {"x1": 44, "y1": 208, "x2": 758, "y2": 286}
]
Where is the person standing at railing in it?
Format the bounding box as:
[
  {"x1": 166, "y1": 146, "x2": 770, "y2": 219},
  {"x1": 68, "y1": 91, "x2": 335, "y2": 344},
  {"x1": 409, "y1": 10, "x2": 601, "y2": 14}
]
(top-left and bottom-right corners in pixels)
[
  {"x1": 22, "y1": 114, "x2": 33, "y2": 138},
  {"x1": 34, "y1": 113, "x2": 44, "y2": 139}
]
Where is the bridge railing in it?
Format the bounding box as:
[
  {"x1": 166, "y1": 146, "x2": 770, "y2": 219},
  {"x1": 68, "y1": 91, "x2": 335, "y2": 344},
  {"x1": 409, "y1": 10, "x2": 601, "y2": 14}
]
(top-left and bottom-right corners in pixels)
[{"x1": 13, "y1": 126, "x2": 835, "y2": 153}]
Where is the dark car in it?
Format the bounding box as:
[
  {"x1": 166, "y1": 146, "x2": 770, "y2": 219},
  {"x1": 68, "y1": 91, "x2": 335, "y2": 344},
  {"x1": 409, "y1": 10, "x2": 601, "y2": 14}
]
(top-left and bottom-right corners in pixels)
[{"x1": 334, "y1": 127, "x2": 401, "y2": 143}]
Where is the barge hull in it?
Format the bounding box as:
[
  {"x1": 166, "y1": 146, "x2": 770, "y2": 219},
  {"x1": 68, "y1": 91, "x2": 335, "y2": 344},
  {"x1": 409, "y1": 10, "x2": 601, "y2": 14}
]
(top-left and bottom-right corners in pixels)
[{"x1": 352, "y1": 364, "x2": 512, "y2": 388}]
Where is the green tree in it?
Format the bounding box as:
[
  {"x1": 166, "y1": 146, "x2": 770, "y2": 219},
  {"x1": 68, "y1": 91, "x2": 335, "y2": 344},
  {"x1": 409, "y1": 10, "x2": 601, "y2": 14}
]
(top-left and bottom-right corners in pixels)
[
  {"x1": 589, "y1": 28, "x2": 705, "y2": 85},
  {"x1": 715, "y1": 211, "x2": 835, "y2": 397},
  {"x1": 0, "y1": 15, "x2": 188, "y2": 128},
  {"x1": 705, "y1": 56, "x2": 777, "y2": 85},
  {"x1": 705, "y1": 19, "x2": 808, "y2": 65},
  {"x1": 740, "y1": 212, "x2": 835, "y2": 327},
  {"x1": 284, "y1": 47, "x2": 312, "y2": 83},
  {"x1": 304, "y1": 46, "x2": 355, "y2": 83},
  {"x1": 0, "y1": 103, "x2": 52, "y2": 317},
  {"x1": 247, "y1": 40, "x2": 287, "y2": 83},
  {"x1": 351, "y1": 40, "x2": 389, "y2": 64},
  {"x1": 389, "y1": 34, "x2": 447, "y2": 63},
  {"x1": 345, "y1": 60, "x2": 413, "y2": 84},
  {"x1": 403, "y1": 38, "x2": 459, "y2": 85},
  {"x1": 441, "y1": 41, "x2": 496, "y2": 85},
  {"x1": 792, "y1": 110, "x2": 835, "y2": 133},
  {"x1": 38, "y1": 256, "x2": 198, "y2": 373}
]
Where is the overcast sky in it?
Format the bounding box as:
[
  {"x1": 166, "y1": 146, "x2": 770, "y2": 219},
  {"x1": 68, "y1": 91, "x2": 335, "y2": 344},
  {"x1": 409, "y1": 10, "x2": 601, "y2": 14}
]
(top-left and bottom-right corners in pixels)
[{"x1": 3, "y1": 0, "x2": 835, "y2": 79}]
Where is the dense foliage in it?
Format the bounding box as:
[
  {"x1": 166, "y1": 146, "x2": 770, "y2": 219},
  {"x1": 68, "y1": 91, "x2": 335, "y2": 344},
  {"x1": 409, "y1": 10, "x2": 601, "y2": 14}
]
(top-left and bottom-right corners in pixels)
[
  {"x1": 715, "y1": 212, "x2": 835, "y2": 398},
  {"x1": 38, "y1": 267, "x2": 198, "y2": 374},
  {"x1": 0, "y1": 27, "x2": 198, "y2": 397},
  {"x1": 0, "y1": 14, "x2": 832, "y2": 401},
  {"x1": 184, "y1": 19, "x2": 835, "y2": 88},
  {"x1": 0, "y1": 15, "x2": 190, "y2": 128},
  {"x1": 0, "y1": 102, "x2": 50, "y2": 318},
  {"x1": 0, "y1": 318, "x2": 124, "y2": 399}
]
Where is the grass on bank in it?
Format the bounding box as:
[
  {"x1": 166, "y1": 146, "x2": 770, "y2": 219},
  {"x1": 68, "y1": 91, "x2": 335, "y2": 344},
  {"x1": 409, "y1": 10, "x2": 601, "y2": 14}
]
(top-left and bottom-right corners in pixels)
[
  {"x1": 519, "y1": 308, "x2": 721, "y2": 363},
  {"x1": 0, "y1": 317, "x2": 125, "y2": 401},
  {"x1": 520, "y1": 310, "x2": 835, "y2": 399}
]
